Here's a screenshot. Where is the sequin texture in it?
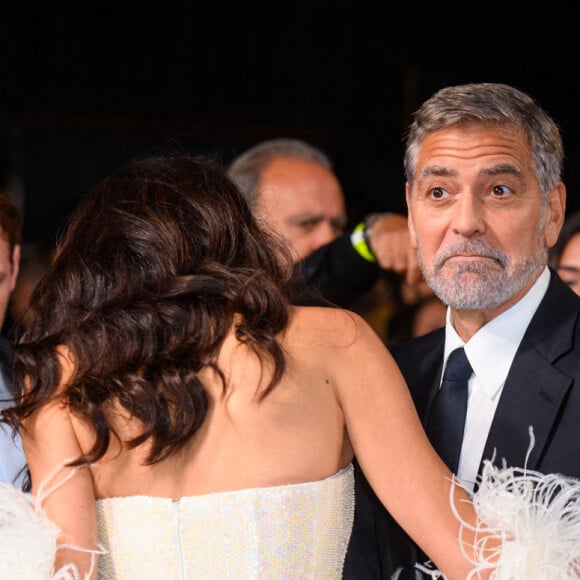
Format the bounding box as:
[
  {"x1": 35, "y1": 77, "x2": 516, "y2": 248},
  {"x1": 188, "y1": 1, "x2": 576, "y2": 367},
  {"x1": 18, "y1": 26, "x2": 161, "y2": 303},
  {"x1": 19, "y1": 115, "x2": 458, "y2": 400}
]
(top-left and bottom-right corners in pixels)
[{"x1": 96, "y1": 464, "x2": 354, "y2": 579}]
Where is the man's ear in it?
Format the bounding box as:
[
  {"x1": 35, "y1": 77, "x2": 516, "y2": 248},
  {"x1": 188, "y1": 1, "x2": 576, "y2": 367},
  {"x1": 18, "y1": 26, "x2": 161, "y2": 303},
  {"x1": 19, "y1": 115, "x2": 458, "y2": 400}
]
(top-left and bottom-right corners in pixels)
[
  {"x1": 405, "y1": 183, "x2": 418, "y2": 249},
  {"x1": 545, "y1": 182, "x2": 566, "y2": 248}
]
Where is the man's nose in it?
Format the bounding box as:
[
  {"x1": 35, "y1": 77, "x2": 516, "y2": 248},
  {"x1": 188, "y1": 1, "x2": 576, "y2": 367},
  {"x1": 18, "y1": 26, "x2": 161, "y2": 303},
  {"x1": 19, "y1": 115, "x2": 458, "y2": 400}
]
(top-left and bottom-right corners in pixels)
[{"x1": 451, "y1": 193, "x2": 485, "y2": 236}]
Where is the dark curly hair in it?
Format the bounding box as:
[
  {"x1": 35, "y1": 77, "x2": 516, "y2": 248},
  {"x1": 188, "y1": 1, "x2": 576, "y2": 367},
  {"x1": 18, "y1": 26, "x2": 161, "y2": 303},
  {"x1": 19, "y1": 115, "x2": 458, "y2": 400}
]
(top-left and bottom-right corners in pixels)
[{"x1": 4, "y1": 154, "x2": 294, "y2": 467}]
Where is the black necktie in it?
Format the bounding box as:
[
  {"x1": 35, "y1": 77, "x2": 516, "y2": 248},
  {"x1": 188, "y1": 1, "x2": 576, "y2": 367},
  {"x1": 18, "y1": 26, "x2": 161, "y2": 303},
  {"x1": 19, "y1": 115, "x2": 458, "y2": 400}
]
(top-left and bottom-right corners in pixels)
[{"x1": 426, "y1": 347, "x2": 472, "y2": 473}]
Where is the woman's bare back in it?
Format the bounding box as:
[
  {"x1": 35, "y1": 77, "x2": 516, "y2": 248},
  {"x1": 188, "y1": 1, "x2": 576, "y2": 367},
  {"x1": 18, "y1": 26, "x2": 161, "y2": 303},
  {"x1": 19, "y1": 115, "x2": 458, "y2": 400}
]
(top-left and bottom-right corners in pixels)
[{"x1": 74, "y1": 306, "x2": 358, "y2": 499}]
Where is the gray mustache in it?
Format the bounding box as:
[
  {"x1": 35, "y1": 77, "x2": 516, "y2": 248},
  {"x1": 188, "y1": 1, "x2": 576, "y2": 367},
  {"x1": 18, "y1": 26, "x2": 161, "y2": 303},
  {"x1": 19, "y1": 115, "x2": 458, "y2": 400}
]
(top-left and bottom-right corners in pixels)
[{"x1": 434, "y1": 241, "x2": 507, "y2": 269}]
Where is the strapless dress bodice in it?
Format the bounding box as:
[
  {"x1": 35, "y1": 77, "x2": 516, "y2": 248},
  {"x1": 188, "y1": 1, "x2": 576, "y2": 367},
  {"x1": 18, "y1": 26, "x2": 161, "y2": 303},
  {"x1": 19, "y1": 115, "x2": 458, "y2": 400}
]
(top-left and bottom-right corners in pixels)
[{"x1": 96, "y1": 463, "x2": 354, "y2": 579}]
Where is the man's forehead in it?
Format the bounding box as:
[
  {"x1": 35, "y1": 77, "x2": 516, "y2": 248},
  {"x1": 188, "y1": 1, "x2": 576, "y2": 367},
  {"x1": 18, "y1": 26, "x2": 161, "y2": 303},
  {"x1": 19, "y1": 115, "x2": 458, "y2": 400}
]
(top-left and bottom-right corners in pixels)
[{"x1": 415, "y1": 127, "x2": 532, "y2": 176}]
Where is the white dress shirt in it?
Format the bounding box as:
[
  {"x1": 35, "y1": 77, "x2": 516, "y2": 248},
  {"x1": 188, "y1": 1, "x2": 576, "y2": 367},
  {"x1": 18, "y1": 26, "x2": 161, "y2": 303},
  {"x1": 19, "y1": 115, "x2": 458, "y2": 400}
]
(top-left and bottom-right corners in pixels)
[{"x1": 443, "y1": 267, "x2": 550, "y2": 491}]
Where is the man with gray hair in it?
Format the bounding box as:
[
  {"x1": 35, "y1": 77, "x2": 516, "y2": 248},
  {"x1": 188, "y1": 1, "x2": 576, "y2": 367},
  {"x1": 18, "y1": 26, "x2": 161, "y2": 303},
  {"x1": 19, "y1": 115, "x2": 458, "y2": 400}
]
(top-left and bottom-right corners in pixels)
[{"x1": 344, "y1": 82, "x2": 580, "y2": 578}]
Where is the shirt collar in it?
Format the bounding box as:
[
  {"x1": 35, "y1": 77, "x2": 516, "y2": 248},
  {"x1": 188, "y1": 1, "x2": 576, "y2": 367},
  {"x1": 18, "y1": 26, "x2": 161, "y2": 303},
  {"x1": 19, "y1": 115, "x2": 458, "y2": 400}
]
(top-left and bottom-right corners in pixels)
[{"x1": 444, "y1": 266, "x2": 550, "y2": 398}]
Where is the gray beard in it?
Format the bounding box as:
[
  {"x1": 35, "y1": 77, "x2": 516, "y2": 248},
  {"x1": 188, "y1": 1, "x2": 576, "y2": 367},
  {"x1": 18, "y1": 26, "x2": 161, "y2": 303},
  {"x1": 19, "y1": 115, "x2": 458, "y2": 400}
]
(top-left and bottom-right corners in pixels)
[{"x1": 419, "y1": 240, "x2": 547, "y2": 310}]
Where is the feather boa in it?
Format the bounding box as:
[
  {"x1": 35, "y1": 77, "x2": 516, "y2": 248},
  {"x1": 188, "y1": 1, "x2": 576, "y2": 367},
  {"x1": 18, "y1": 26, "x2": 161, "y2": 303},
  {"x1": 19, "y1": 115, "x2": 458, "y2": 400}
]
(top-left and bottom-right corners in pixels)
[
  {"x1": 0, "y1": 481, "x2": 62, "y2": 579},
  {"x1": 0, "y1": 461, "x2": 104, "y2": 579},
  {"x1": 407, "y1": 429, "x2": 580, "y2": 579},
  {"x1": 458, "y1": 460, "x2": 580, "y2": 579}
]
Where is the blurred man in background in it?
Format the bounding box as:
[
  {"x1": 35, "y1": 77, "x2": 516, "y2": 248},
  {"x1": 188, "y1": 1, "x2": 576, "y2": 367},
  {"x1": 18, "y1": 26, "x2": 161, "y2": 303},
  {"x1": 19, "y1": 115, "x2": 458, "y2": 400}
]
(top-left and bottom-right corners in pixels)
[
  {"x1": 228, "y1": 138, "x2": 422, "y2": 315},
  {"x1": 0, "y1": 189, "x2": 26, "y2": 486}
]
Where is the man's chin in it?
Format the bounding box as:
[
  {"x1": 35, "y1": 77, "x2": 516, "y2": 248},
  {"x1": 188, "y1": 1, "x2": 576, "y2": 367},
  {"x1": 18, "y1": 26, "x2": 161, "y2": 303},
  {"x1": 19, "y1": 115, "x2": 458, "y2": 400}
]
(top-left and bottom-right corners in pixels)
[
  {"x1": 431, "y1": 269, "x2": 492, "y2": 288},
  {"x1": 428, "y1": 273, "x2": 500, "y2": 307}
]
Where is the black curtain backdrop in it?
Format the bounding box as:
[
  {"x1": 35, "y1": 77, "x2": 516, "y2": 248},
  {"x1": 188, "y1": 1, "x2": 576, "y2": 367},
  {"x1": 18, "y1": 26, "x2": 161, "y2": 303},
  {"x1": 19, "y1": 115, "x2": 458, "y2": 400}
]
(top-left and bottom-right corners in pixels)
[{"x1": 2, "y1": 2, "x2": 578, "y2": 246}]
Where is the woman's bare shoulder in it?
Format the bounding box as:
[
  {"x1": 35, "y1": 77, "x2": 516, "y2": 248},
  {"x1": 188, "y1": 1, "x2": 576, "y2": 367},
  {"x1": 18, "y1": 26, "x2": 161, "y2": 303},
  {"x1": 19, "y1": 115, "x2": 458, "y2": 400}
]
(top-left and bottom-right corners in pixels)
[{"x1": 285, "y1": 305, "x2": 381, "y2": 350}]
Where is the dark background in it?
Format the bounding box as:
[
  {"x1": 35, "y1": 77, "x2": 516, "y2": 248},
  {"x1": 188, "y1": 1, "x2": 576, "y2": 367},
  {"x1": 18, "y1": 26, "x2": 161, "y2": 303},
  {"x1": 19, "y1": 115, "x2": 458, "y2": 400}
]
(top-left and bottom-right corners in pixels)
[{"x1": 2, "y1": 2, "x2": 579, "y2": 247}]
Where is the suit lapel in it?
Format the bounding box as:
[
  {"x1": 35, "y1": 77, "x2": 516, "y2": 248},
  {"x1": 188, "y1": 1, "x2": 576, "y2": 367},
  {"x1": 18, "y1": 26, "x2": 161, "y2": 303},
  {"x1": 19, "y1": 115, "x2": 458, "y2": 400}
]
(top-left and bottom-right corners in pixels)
[
  {"x1": 482, "y1": 270, "x2": 579, "y2": 471},
  {"x1": 483, "y1": 343, "x2": 572, "y2": 470}
]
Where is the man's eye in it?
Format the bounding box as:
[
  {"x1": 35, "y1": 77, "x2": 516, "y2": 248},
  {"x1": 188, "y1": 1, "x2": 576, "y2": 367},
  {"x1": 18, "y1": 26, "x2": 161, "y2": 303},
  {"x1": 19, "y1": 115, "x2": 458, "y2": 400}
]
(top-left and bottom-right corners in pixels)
[
  {"x1": 298, "y1": 219, "x2": 320, "y2": 232},
  {"x1": 491, "y1": 184, "x2": 512, "y2": 197},
  {"x1": 330, "y1": 218, "x2": 348, "y2": 233},
  {"x1": 429, "y1": 187, "x2": 447, "y2": 200}
]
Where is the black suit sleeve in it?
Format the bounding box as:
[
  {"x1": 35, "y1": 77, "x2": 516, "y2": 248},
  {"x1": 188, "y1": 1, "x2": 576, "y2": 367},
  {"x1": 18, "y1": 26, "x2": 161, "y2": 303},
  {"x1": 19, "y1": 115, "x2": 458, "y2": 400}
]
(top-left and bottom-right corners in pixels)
[
  {"x1": 290, "y1": 232, "x2": 380, "y2": 308},
  {"x1": 343, "y1": 459, "x2": 420, "y2": 579}
]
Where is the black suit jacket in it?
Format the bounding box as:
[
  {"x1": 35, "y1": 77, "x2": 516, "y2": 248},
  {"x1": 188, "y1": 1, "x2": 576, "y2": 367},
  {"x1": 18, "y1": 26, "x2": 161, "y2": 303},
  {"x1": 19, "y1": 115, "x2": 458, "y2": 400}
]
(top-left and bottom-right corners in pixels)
[{"x1": 343, "y1": 269, "x2": 580, "y2": 578}]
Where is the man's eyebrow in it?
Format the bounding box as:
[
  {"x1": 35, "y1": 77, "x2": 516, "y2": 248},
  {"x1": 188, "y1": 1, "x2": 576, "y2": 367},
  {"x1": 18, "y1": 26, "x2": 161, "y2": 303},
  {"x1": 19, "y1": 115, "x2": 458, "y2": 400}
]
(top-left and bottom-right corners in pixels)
[
  {"x1": 419, "y1": 166, "x2": 456, "y2": 180},
  {"x1": 479, "y1": 164, "x2": 524, "y2": 179},
  {"x1": 287, "y1": 213, "x2": 325, "y2": 224},
  {"x1": 418, "y1": 164, "x2": 524, "y2": 186}
]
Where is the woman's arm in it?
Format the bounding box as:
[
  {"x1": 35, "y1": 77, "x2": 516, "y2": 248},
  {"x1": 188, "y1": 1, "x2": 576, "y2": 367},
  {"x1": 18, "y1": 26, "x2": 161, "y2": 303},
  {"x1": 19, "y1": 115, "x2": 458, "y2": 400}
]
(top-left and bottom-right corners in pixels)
[
  {"x1": 21, "y1": 353, "x2": 100, "y2": 579},
  {"x1": 334, "y1": 310, "x2": 492, "y2": 579}
]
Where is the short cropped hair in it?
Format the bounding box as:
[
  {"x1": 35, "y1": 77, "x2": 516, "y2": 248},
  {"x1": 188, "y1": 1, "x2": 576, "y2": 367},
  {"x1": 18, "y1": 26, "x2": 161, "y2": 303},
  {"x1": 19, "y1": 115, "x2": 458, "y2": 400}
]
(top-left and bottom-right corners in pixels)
[
  {"x1": 404, "y1": 83, "x2": 563, "y2": 199},
  {"x1": 227, "y1": 138, "x2": 333, "y2": 209}
]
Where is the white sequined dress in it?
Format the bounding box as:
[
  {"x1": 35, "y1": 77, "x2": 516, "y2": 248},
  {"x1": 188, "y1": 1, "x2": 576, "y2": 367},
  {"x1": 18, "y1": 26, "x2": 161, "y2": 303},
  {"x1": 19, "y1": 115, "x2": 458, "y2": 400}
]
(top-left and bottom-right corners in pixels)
[{"x1": 95, "y1": 463, "x2": 355, "y2": 579}]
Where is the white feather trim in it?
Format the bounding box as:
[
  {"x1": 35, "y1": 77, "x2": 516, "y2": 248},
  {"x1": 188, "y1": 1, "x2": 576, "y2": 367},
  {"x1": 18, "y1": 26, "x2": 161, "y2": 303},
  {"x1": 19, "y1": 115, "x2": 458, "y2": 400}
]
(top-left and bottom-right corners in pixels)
[
  {"x1": 410, "y1": 428, "x2": 580, "y2": 579},
  {"x1": 462, "y1": 461, "x2": 580, "y2": 579},
  {"x1": 0, "y1": 461, "x2": 104, "y2": 579},
  {"x1": 0, "y1": 481, "x2": 62, "y2": 579}
]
